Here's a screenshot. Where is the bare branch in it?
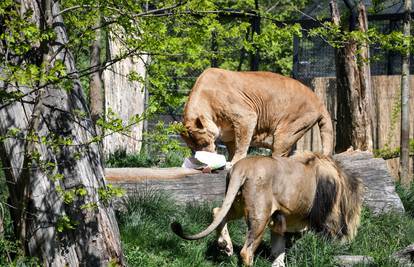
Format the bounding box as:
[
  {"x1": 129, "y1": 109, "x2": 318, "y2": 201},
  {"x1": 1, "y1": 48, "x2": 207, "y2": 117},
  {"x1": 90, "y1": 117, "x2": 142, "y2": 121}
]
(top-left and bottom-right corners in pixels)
[{"x1": 53, "y1": 5, "x2": 92, "y2": 17}]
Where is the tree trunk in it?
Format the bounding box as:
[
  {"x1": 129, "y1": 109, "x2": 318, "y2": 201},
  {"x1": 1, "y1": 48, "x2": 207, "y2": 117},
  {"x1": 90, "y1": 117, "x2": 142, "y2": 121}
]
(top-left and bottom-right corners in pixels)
[
  {"x1": 0, "y1": 0, "x2": 124, "y2": 265},
  {"x1": 331, "y1": 0, "x2": 374, "y2": 153},
  {"x1": 400, "y1": 0, "x2": 411, "y2": 186},
  {"x1": 102, "y1": 30, "x2": 148, "y2": 156},
  {"x1": 89, "y1": 17, "x2": 104, "y2": 129},
  {"x1": 357, "y1": 3, "x2": 377, "y2": 150}
]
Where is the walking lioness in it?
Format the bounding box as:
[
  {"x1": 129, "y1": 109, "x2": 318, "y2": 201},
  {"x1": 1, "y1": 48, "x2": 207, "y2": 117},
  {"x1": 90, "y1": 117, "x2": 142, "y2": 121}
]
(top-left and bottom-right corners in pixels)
[
  {"x1": 172, "y1": 152, "x2": 362, "y2": 266},
  {"x1": 181, "y1": 68, "x2": 333, "y2": 166}
]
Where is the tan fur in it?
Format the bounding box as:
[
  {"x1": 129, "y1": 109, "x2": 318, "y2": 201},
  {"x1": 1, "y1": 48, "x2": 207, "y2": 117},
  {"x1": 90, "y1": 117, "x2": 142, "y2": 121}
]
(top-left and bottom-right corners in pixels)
[
  {"x1": 181, "y1": 68, "x2": 334, "y2": 165},
  {"x1": 171, "y1": 152, "x2": 363, "y2": 266}
]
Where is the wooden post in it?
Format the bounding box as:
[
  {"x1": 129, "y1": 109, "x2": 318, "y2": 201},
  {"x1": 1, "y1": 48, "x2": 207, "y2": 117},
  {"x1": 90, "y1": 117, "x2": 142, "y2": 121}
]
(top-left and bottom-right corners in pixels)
[{"x1": 400, "y1": 0, "x2": 412, "y2": 186}]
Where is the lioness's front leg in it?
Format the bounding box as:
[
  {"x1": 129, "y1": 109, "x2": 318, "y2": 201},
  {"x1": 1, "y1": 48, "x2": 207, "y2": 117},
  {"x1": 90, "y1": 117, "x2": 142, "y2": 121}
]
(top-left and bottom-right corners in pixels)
[
  {"x1": 223, "y1": 141, "x2": 235, "y2": 162},
  {"x1": 230, "y1": 115, "x2": 257, "y2": 166}
]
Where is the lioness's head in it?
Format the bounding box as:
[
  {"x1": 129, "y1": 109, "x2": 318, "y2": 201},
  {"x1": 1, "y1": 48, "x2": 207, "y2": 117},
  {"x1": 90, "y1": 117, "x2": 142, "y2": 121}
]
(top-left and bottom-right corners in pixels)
[{"x1": 181, "y1": 116, "x2": 217, "y2": 153}]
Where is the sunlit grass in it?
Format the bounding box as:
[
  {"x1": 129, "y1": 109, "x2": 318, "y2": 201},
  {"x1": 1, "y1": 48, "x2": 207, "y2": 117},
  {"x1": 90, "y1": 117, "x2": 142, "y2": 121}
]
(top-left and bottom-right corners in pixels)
[{"x1": 119, "y1": 189, "x2": 414, "y2": 267}]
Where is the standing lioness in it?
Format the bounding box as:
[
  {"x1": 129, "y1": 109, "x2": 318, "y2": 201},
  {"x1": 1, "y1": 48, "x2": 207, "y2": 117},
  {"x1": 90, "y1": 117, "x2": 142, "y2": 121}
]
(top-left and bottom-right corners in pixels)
[{"x1": 181, "y1": 68, "x2": 333, "y2": 166}]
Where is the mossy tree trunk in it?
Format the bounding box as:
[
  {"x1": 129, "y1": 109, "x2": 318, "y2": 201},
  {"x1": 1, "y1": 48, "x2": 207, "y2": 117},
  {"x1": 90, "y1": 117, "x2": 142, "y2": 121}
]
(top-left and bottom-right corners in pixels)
[{"x1": 0, "y1": 0, "x2": 124, "y2": 265}]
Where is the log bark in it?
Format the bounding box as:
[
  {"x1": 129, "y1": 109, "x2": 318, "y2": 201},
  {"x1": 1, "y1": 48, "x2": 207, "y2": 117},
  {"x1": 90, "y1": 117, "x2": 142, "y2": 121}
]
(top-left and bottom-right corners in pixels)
[
  {"x1": 0, "y1": 0, "x2": 123, "y2": 265},
  {"x1": 105, "y1": 167, "x2": 202, "y2": 182},
  {"x1": 330, "y1": 0, "x2": 374, "y2": 153},
  {"x1": 399, "y1": 0, "x2": 411, "y2": 186},
  {"x1": 108, "y1": 151, "x2": 405, "y2": 215}
]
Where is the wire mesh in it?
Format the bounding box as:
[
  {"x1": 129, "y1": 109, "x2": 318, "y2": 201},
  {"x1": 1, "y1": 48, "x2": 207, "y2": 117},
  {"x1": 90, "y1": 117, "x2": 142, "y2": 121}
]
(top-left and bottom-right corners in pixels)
[{"x1": 294, "y1": 16, "x2": 413, "y2": 79}]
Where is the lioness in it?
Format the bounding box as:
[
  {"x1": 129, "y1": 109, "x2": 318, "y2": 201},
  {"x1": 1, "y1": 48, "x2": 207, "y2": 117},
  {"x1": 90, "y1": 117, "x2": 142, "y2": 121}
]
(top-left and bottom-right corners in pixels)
[
  {"x1": 172, "y1": 152, "x2": 362, "y2": 266},
  {"x1": 181, "y1": 68, "x2": 333, "y2": 166}
]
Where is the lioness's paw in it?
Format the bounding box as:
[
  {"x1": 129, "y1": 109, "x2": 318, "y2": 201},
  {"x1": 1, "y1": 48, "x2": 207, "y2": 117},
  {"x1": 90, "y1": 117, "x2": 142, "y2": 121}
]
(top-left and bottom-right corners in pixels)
[
  {"x1": 218, "y1": 239, "x2": 233, "y2": 256},
  {"x1": 271, "y1": 253, "x2": 286, "y2": 267}
]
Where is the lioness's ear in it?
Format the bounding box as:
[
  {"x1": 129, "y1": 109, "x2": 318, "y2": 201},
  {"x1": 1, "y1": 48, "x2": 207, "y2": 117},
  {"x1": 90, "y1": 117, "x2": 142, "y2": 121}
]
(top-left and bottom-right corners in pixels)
[
  {"x1": 195, "y1": 115, "x2": 218, "y2": 137},
  {"x1": 195, "y1": 116, "x2": 205, "y2": 129}
]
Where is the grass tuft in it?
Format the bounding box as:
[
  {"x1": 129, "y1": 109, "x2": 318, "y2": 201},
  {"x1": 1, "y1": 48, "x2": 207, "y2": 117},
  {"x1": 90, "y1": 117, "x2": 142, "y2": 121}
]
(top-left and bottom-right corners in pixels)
[{"x1": 396, "y1": 182, "x2": 414, "y2": 216}]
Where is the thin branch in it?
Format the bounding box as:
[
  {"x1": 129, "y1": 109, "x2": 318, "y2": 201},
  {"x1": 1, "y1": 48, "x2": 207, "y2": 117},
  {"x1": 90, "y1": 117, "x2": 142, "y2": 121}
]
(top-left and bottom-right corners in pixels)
[
  {"x1": 99, "y1": 1, "x2": 186, "y2": 28},
  {"x1": 266, "y1": 1, "x2": 281, "y2": 13},
  {"x1": 53, "y1": 5, "x2": 92, "y2": 17}
]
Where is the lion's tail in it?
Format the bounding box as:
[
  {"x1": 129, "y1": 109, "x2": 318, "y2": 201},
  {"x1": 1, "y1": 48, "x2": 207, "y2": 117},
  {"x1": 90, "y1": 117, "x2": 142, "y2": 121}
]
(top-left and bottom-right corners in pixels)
[
  {"x1": 171, "y1": 171, "x2": 245, "y2": 240},
  {"x1": 307, "y1": 153, "x2": 362, "y2": 241},
  {"x1": 318, "y1": 107, "x2": 334, "y2": 156}
]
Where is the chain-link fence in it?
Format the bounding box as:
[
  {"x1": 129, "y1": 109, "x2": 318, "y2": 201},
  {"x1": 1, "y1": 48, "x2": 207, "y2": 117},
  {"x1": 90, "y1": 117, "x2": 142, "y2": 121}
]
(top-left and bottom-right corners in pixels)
[{"x1": 293, "y1": 11, "x2": 414, "y2": 80}]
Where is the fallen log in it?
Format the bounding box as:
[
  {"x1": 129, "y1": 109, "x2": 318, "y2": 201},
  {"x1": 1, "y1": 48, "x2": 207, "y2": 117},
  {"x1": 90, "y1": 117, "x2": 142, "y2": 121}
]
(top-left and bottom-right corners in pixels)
[
  {"x1": 105, "y1": 167, "x2": 202, "y2": 182},
  {"x1": 107, "y1": 168, "x2": 227, "y2": 203},
  {"x1": 334, "y1": 150, "x2": 405, "y2": 214},
  {"x1": 107, "y1": 151, "x2": 405, "y2": 214}
]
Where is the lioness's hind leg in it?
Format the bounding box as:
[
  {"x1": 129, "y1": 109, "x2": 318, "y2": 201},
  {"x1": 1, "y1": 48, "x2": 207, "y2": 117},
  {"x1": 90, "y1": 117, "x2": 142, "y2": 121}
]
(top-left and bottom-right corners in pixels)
[
  {"x1": 213, "y1": 205, "x2": 242, "y2": 256},
  {"x1": 213, "y1": 207, "x2": 233, "y2": 256},
  {"x1": 240, "y1": 214, "x2": 269, "y2": 266}
]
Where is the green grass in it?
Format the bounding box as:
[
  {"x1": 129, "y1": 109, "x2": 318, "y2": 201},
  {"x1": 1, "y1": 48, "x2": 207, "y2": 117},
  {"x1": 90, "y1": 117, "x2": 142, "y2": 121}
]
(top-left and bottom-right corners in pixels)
[
  {"x1": 118, "y1": 190, "x2": 414, "y2": 267},
  {"x1": 396, "y1": 182, "x2": 414, "y2": 217},
  {"x1": 106, "y1": 149, "x2": 188, "y2": 168}
]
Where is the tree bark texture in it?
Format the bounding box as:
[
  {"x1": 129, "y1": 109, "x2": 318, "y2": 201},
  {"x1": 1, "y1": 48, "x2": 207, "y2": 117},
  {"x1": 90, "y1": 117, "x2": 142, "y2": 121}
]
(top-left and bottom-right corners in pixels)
[
  {"x1": 330, "y1": 0, "x2": 374, "y2": 153},
  {"x1": 89, "y1": 18, "x2": 104, "y2": 128},
  {"x1": 0, "y1": 0, "x2": 123, "y2": 265},
  {"x1": 102, "y1": 30, "x2": 148, "y2": 156},
  {"x1": 399, "y1": 0, "x2": 412, "y2": 186}
]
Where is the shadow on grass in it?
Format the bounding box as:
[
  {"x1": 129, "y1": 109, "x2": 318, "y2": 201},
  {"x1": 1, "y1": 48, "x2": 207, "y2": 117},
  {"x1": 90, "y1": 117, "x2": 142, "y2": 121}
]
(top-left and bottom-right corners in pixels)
[{"x1": 205, "y1": 238, "x2": 274, "y2": 266}]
